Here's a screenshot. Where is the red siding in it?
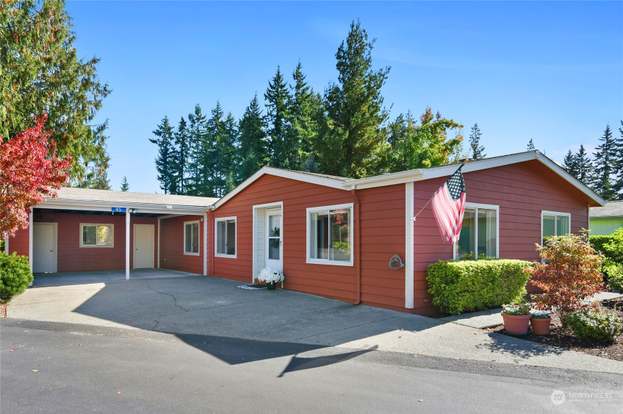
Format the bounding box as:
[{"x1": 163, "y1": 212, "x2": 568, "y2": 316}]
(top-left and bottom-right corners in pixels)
[
  {"x1": 413, "y1": 160, "x2": 591, "y2": 315},
  {"x1": 359, "y1": 184, "x2": 406, "y2": 310},
  {"x1": 9, "y1": 226, "x2": 29, "y2": 256},
  {"x1": 160, "y1": 215, "x2": 204, "y2": 274},
  {"x1": 210, "y1": 174, "x2": 357, "y2": 302}
]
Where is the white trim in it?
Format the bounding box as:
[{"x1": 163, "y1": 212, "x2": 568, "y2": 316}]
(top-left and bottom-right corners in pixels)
[
  {"x1": 28, "y1": 208, "x2": 33, "y2": 271},
  {"x1": 183, "y1": 220, "x2": 201, "y2": 256},
  {"x1": 125, "y1": 210, "x2": 130, "y2": 280},
  {"x1": 203, "y1": 213, "x2": 208, "y2": 275},
  {"x1": 541, "y1": 210, "x2": 571, "y2": 244},
  {"x1": 404, "y1": 182, "x2": 415, "y2": 309},
  {"x1": 132, "y1": 223, "x2": 155, "y2": 269},
  {"x1": 79, "y1": 223, "x2": 115, "y2": 248},
  {"x1": 212, "y1": 167, "x2": 347, "y2": 209},
  {"x1": 157, "y1": 217, "x2": 161, "y2": 269},
  {"x1": 251, "y1": 201, "x2": 284, "y2": 282},
  {"x1": 453, "y1": 202, "x2": 500, "y2": 260},
  {"x1": 4, "y1": 233, "x2": 9, "y2": 254},
  {"x1": 214, "y1": 216, "x2": 237, "y2": 258},
  {"x1": 305, "y1": 202, "x2": 354, "y2": 267},
  {"x1": 265, "y1": 208, "x2": 283, "y2": 270}
]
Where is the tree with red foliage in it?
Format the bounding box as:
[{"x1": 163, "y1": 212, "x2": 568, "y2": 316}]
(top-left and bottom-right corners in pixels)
[
  {"x1": 0, "y1": 115, "x2": 71, "y2": 238},
  {"x1": 531, "y1": 234, "x2": 604, "y2": 318}
]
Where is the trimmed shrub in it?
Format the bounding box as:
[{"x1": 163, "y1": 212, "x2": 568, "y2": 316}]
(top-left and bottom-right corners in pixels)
[
  {"x1": 590, "y1": 228, "x2": 623, "y2": 264},
  {"x1": 427, "y1": 259, "x2": 532, "y2": 314},
  {"x1": 564, "y1": 307, "x2": 623, "y2": 343},
  {"x1": 0, "y1": 253, "x2": 33, "y2": 304}
]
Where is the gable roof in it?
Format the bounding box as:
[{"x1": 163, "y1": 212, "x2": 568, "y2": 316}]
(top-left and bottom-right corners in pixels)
[
  {"x1": 590, "y1": 201, "x2": 623, "y2": 218},
  {"x1": 212, "y1": 150, "x2": 605, "y2": 209},
  {"x1": 40, "y1": 187, "x2": 218, "y2": 215}
]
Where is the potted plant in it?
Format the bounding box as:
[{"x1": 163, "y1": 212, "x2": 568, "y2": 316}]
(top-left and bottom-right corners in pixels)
[
  {"x1": 257, "y1": 268, "x2": 285, "y2": 290},
  {"x1": 530, "y1": 310, "x2": 552, "y2": 336},
  {"x1": 502, "y1": 302, "x2": 531, "y2": 335}
]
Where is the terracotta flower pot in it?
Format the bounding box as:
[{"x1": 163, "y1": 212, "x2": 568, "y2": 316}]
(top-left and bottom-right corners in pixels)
[
  {"x1": 502, "y1": 313, "x2": 531, "y2": 335},
  {"x1": 530, "y1": 317, "x2": 551, "y2": 336}
]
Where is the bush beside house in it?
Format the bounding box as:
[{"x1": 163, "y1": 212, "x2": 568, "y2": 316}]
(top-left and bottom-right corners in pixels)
[
  {"x1": 0, "y1": 253, "x2": 33, "y2": 309},
  {"x1": 427, "y1": 259, "x2": 532, "y2": 314},
  {"x1": 590, "y1": 228, "x2": 623, "y2": 292}
]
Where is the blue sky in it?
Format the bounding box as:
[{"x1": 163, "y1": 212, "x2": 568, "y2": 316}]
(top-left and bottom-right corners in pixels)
[{"x1": 65, "y1": 1, "x2": 623, "y2": 193}]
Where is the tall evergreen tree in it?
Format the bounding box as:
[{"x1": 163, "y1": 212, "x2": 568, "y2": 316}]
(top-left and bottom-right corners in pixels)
[
  {"x1": 186, "y1": 105, "x2": 210, "y2": 195},
  {"x1": 592, "y1": 125, "x2": 617, "y2": 200},
  {"x1": 527, "y1": 139, "x2": 536, "y2": 151},
  {"x1": 217, "y1": 113, "x2": 239, "y2": 196},
  {"x1": 73, "y1": 122, "x2": 111, "y2": 190},
  {"x1": 172, "y1": 117, "x2": 190, "y2": 194},
  {"x1": 149, "y1": 116, "x2": 177, "y2": 194},
  {"x1": 289, "y1": 62, "x2": 323, "y2": 171},
  {"x1": 613, "y1": 121, "x2": 623, "y2": 198},
  {"x1": 237, "y1": 95, "x2": 268, "y2": 183},
  {"x1": 574, "y1": 145, "x2": 592, "y2": 185},
  {"x1": 317, "y1": 20, "x2": 390, "y2": 178},
  {"x1": 120, "y1": 176, "x2": 129, "y2": 192},
  {"x1": 468, "y1": 123, "x2": 485, "y2": 160},
  {"x1": 265, "y1": 67, "x2": 295, "y2": 168},
  {"x1": 563, "y1": 150, "x2": 578, "y2": 177}
]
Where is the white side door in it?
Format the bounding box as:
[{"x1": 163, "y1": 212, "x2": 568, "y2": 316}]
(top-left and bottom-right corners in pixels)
[
  {"x1": 33, "y1": 223, "x2": 57, "y2": 273},
  {"x1": 133, "y1": 224, "x2": 155, "y2": 269},
  {"x1": 265, "y1": 211, "x2": 282, "y2": 272}
]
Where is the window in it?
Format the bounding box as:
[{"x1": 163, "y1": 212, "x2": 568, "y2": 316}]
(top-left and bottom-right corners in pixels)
[
  {"x1": 307, "y1": 203, "x2": 353, "y2": 266},
  {"x1": 80, "y1": 224, "x2": 114, "y2": 248},
  {"x1": 541, "y1": 211, "x2": 570, "y2": 243},
  {"x1": 215, "y1": 217, "x2": 236, "y2": 258},
  {"x1": 184, "y1": 221, "x2": 200, "y2": 256},
  {"x1": 455, "y1": 203, "x2": 499, "y2": 260}
]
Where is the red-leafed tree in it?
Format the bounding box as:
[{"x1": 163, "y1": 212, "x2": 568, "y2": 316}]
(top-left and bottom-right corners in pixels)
[{"x1": 0, "y1": 115, "x2": 71, "y2": 238}]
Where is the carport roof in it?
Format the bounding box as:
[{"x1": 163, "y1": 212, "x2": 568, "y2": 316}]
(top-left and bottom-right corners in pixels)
[{"x1": 39, "y1": 187, "x2": 217, "y2": 215}]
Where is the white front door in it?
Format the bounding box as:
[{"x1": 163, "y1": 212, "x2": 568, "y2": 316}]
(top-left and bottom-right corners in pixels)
[
  {"x1": 133, "y1": 224, "x2": 155, "y2": 269},
  {"x1": 265, "y1": 211, "x2": 282, "y2": 272},
  {"x1": 33, "y1": 223, "x2": 57, "y2": 273}
]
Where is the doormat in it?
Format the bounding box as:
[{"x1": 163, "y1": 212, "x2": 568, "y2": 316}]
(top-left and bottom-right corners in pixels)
[{"x1": 237, "y1": 284, "x2": 266, "y2": 290}]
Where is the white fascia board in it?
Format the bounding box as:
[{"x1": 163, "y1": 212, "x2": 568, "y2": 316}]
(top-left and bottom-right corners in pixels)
[
  {"x1": 38, "y1": 199, "x2": 208, "y2": 215},
  {"x1": 212, "y1": 166, "x2": 348, "y2": 209}
]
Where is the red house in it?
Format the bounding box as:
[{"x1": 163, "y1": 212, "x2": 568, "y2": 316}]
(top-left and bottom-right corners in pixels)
[{"x1": 7, "y1": 150, "x2": 604, "y2": 315}]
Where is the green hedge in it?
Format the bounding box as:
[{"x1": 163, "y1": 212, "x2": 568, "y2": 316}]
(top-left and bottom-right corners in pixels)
[
  {"x1": 0, "y1": 253, "x2": 33, "y2": 304},
  {"x1": 427, "y1": 259, "x2": 532, "y2": 315},
  {"x1": 590, "y1": 228, "x2": 623, "y2": 291}
]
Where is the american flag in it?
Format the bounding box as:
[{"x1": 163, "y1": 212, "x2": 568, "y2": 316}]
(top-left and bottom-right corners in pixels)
[{"x1": 431, "y1": 165, "x2": 467, "y2": 244}]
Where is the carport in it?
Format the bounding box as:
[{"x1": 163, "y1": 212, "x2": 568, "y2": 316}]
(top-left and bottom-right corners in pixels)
[{"x1": 5, "y1": 188, "x2": 217, "y2": 279}]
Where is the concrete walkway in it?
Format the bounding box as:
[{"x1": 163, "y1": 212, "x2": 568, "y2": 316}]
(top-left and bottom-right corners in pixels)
[{"x1": 7, "y1": 272, "x2": 623, "y2": 375}]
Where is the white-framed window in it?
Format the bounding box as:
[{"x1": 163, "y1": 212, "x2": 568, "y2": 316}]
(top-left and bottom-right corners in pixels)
[
  {"x1": 306, "y1": 203, "x2": 354, "y2": 266},
  {"x1": 454, "y1": 203, "x2": 499, "y2": 260},
  {"x1": 215, "y1": 217, "x2": 237, "y2": 258},
  {"x1": 80, "y1": 223, "x2": 114, "y2": 248},
  {"x1": 183, "y1": 220, "x2": 200, "y2": 256},
  {"x1": 541, "y1": 211, "x2": 571, "y2": 244}
]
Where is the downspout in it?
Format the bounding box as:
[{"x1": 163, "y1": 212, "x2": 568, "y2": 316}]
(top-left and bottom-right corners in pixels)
[{"x1": 352, "y1": 188, "x2": 362, "y2": 305}]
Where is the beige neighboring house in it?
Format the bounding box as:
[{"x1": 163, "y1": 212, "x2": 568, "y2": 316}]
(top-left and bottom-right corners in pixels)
[{"x1": 590, "y1": 200, "x2": 623, "y2": 235}]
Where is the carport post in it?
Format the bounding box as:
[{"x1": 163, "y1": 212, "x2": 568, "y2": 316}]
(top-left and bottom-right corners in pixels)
[{"x1": 125, "y1": 209, "x2": 130, "y2": 280}]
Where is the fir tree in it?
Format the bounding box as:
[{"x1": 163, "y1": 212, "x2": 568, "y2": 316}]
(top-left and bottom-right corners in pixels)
[
  {"x1": 237, "y1": 95, "x2": 268, "y2": 183},
  {"x1": 563, "y1": 150, "x2": 578, "y2": 177},
  {"x1": 289, "y1": 62, "x2": 323, "y2": 171},
  {"x1": 468, "y1": 123, "x2": 485, "y2": 160},
  {"x1": 173, "y1": 117, "x2": 190, "y2": 194},
  {"x1": 592, "y1": 125, "x2": 617, "y2": 200},
  {"x1": 613, "y1": 121, "x2": 623, "y2": 198},
  {"x1": 317, "y1": 20, "x2": 390, "y2": 178},
  {"x1": 527, "y1": 139, "x2": 536, "y2": 151},
  {"x1": 574, "y1": 145, "x2": 592, "y2": 185},
  {"x1": 219, "y1": 113, "x2": 239, "y2": 195},
  {"x1": 186, "y1": 105, "x2": 210, "y2": 196},
  {"x1": 120, "y1": 176, "x2": 129, "y2": 192},
  {"x1": 265, "y1": 67, "x2": 295, "y2": 169},
  {"x1": 72, "y1": 123, "x2": 111, "y2": 190},
  {"x1": 149, "y1": 116, "x2": 177, "y2": 194}
]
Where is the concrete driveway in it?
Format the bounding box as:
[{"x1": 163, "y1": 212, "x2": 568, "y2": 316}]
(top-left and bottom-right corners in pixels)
[{"x1": 8, "y1": 270, "x2": 623, "y2": 374}]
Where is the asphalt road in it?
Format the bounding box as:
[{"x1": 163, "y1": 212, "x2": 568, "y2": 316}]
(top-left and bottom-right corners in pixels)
[{"x1": 2, "y1": 319, "x2": 622, "y2": 414}]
